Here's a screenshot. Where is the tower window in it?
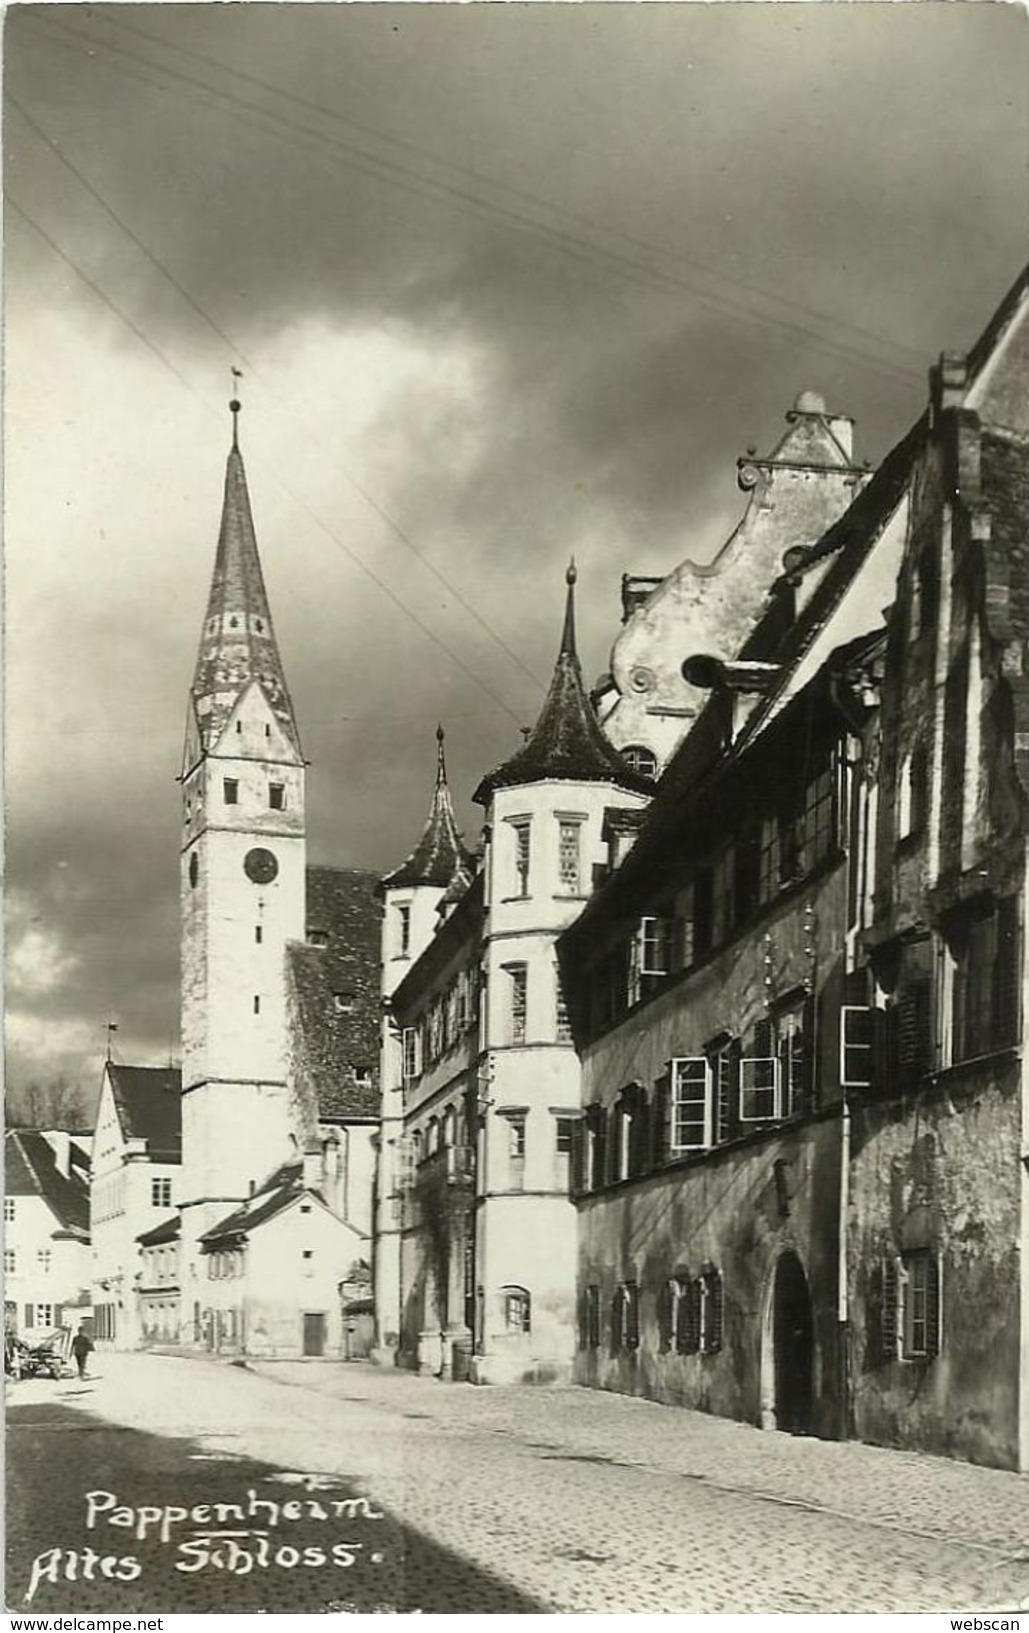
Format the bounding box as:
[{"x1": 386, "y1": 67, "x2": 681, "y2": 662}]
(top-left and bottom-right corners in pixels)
[
  {"x1": 229, "y1": 616, "x2": 239, "y2": 629},
  {"x1": 253, "y1": 995, "x2": 261, "y2": 1015},
  {"x1": 622, "y1": 744, "x2": 658, "y2": 779},
  {"x1": 269, "y1": 783, "x2": 285, "y2": 810},
  {"x1": 223, "y1": 779, "x2": 239, "y2": 805},
  {"x1": 557, "y1": 819, "x2": 583, "y2": 894},
  {"x1": 255, "y1": 925, "x2": 263, "y2": 944},
  {"x1": 189, "y1": 853, "x2": 199, "y2": 889},
  {"x1": 236, "y1": 720, "x2": 243, "y2": 734},
  {"x1": 255, "y1": 618, "x2": 264, "y2": 633},
  {"x1": 396, "y1": 904, "x2": 411, "y2": 958},
  {"x1": 511, "y1": 819, "x2": 531, "y2": 897},
  {"x1": 265, "y1": 724, "x2": 271, "y2": 739}
]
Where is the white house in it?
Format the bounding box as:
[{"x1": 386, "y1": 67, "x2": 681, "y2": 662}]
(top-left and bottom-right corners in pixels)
[
  {"x1": 5, "y1": 1129, "x2": 91, "y2": 1341},
  {"x1": 90, "y1": 1062, "x2": 182, "y2": 1349}
]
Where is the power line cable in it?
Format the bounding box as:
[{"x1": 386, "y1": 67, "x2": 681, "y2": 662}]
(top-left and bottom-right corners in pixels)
[
  {"x1": 105, "y1": 7, "x2": 930, "y2": 371},
  {"x1": 9, "y1": 90, "x2": 547, "y2": 695},
  {"x1": 7, "y1": 194, "x2": 531, "y2": 731},
  {"x1": 29, "y1": 13, "x2": 925, "y2": 390}
]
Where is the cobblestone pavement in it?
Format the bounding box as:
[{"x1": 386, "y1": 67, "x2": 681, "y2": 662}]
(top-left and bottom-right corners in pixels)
[{"x1": 8, "y1": 1353, "x2": 1029, "y2": 1614}]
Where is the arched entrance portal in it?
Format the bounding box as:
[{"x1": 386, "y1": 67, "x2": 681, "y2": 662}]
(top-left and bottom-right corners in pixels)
[{"x1": 769, "y1": 1250, "x2": 815, "y2": 1434}]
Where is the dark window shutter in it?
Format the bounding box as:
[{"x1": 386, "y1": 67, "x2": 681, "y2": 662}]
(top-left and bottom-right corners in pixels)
[
  {"x1": 706, "y1": 1271, "x2": 724, "y2": 1354},
  {"x1": 657, "y1": 1281, "x2": 674, "y2": 1353},
  {"x1": 682, "y1": 1279, "x2": 701, "y2": 1354},
  {"x1": 54, "y1": 1303, "x2": 64, "y2": 1331},
  {"x1": 881, "y1": 1259, "x2": 899, "y2": 1363},
  {"x1": 800, "y1": 995, "x2": 817, "y2": 1111},
  {"x1": 652, "y1": 1075, "x2": 670, "y2": 1168},
  {"x1": 898, "y1": 978, "x2": 932, "y2": 1072},
  {"x1": 994, "y1": 897, "x2": 1022, "y2": 1047},
  {"x1": 24, "y1": 1304, "x2": 32, "y2": 1329},
  {"x1": 925, "y1": 1257, "x2": 941, "y2": 1359},
  {"x1": 627, "y1": 1284, "x2": 640, "y2": 1350}
]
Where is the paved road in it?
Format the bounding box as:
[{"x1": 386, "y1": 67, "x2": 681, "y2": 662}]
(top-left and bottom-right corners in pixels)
[{"x1": 8, "y1": 1353, "x2": 1029, "y2": 1613}]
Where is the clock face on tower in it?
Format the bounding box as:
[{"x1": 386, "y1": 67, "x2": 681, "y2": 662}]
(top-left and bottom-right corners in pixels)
[{"x1": 243, "y1": 846, "x2": 279, "y2": 885}]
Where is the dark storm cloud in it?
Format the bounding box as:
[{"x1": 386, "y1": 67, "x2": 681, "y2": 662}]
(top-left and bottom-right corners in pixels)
[{"x1": 5, "y1": 1, "x2": 1028, "y2": 1097}]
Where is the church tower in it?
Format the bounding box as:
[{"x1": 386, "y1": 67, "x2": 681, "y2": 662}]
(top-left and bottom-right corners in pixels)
[{"x1": 179, "y1": 402, "x2": 306, "y2": 1311}]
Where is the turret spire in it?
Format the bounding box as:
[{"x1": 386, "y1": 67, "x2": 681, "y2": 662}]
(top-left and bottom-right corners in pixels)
[
  {"x1": 381, "y1": 726, "x2": 474, "y2": 892},
  {"x1": 474, "y1": 564, "x2": 653, "y2": 804}
]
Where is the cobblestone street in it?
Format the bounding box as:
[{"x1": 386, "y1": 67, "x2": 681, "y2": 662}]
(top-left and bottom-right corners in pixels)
[{"x1": 8, "y1": 1352, "x2": 1029, "y2": 1613}]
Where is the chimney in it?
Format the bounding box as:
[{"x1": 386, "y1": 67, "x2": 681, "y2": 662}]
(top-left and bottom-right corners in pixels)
[
  {"x1": 302, "y1": 1139, "x2": 322, "y2": 1194},
  {"x1": 46, "y1": 1131, "x2": 71, "y2": 1178}
]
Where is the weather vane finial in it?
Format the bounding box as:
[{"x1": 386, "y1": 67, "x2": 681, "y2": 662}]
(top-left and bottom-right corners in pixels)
[{"x1": 229, "y1": 367, "x2": 243, "y2": 448}]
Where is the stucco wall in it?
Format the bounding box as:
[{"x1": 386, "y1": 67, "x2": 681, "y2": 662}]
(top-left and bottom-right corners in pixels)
[{"x1": 848, "y1": 1054, "x2": 1022, "y2": 1469}]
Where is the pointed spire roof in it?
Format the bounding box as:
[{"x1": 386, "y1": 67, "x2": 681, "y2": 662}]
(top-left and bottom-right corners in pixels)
[
  {"x1": 381, "y1": 725, "x2": 475, "y2": 891},
  {"x1": 474, "y1": 563, "x2": 654, "y2": 805},
  {"x1": 187, "y1": 404, "x2": 301, "y2": 761}
]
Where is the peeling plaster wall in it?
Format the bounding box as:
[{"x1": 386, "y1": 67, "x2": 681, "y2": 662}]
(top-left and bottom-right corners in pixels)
[
  {"x1": 576, "y1": 1113, "x2": 843, "y2": 1435},
  {"x1": 848, "y1": 1056, "x2": 1021, "y2": 1468}
]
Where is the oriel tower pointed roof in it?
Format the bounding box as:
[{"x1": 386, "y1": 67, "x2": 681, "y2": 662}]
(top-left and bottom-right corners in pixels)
[
  {"x1": 382, "y1": 726, "x2": 475, "y2": 891},
  {"x1": 186, "y1": 401, "x2": 301, "y2": 763},
  {"x1": 474, "y1": 563, "x2": 654, "y2": 804}
]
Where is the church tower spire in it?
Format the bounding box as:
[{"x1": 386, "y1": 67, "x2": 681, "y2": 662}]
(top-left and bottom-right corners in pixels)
[
  {"x1": 179, "y1": 404, "x2": 306, "y2": 1319},
  {"x1": 183, "y1": 403, "x2": 301, "y2": 774}
]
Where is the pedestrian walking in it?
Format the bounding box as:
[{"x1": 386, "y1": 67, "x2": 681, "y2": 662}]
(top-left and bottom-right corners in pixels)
[{"x1": 70, "y1": 1326, "x2": 93, "y2": 1380}]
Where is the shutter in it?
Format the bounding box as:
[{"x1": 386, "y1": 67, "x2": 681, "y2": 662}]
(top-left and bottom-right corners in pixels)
[
  {"x1": 994, "y1": 897, "x2": 1021, "y2": 1047},
  {"x1": 657, "y1": 1282, "x2": 674, "y2": 1353},
  {"x1": 24, "y1": 1304, "x2": 32, "y2": 1329},
  {"x1": 898, "y1": 979, "x2": 932, "y2": 1072},
  {"x1": 627, "y1": 1285, "x2": 640, "y2": 1350},
  {"x1": 54, "y1": 1303, "x2": 64, "y2": 1331},
  {"x1": 840, "y1": 1005, "x2": 875, "y2": 1091},
  {"x1": 652, "y1": 1075, "x2": 669, "y2": 1168},
  {"x1": 881, "y1": 1258, "x2": 899, "y2": 1363},
  {"x1": 705, "y1": 1272, "x2": 724, "y2": 1354},
  {"x1": 682, "y1": 1279, "x2": 701, "y2": 1354},
  {"x1": 925, "y1": 1256, "x2": 941, "y2": 1359}
]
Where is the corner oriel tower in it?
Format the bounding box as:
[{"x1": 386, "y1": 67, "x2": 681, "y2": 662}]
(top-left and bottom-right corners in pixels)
[{"x1": 179, "y1": 401, "x2": 306, "y2": 1319}]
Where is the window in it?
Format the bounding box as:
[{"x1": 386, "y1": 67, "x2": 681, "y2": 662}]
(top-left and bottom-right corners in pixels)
[
  {"x1": 512, "y1": 820, "x2": 531, "y2": 897},
  {"x1": 669, "y1": 1057, "x2": 713, "y2": 1153},
  {"x1": 223, "y1": 778, "x2": 239, "y2": 805},
  {"x1": 951, "y1": 897, "x2": 1021, "y2": 1063},
  {"x1": 189, "y1": 853, "x2": 199, "y2": 889},
  {"x1": 582, "y1": 1284, "x2": 601, "y2": 1349},
  {"x1": 697, "y1": 1267, "x2": 724, "y2": 1355},
  {"x1": 506, "y1": 1114, "x2": 527, "y2": 1163},
  {"x1": 712, "y1": 849, "x2": 736, "y2": 945},
  {"x1": 758, "y1": 815, "x2": 780, "y2": 905},
  {"x1": 502, "y1": 1285, "x2": 531, "y2": 1334},
  {"x1": 151, "y1": 1177, "x2": 172, "y2": 1208},
  {"x1": 879, "y1": 1253, "x2": 941, "y2": 1362},
  {"x1": 897, "y1": 745, "x2": 929, "y2": 843},
  {"x1": 739, "y1": 1053, "x2": 780, "y2": 1122},
  {"x1": 396, "y1": 905, "x2": 411, "y2": 958},
  {"x1": 34, "y1": 1303, "x2": 53, "y2": 1327},
  {"x1": 709, "y1": 1037, "x2": 737, "y2": 1145},
  {"x1": 628, "y1": 916, "x2": 671, "y2": 1005},
  {"x1": 269, "y1": 783, "x2": 285, "y2": 810},
  {"x1": 557, "y1": 820, "x2": 583, "y2": 894},
  {"x1": 507, "y1": 963, "x2": 528, "y2": 1045},
  {"x1": 612, "y1": 1282, "x2": 640, "y2": 1351},
  {"x1": 776, "y1": 1004, "x2": 808, "y2": 1117},
  {"x1": 555, "y1": 1116, "x2": 575, "y2": 1156},
  {"x1": 840, "y1": 1004, "x2": 877, "y2": 1091},
  {"x1": 555, "y1": 973, "x2": 572, "y2": 1043},
  {"x1": 255, "y1": 925, "x2": 263, "y2": 944},
  {"x1": 401, "y1": 1026, "x2": 422, "y2": 1081},
  {"x1": 334, "y1": 992, "x2": 355, "y2": 1014},
  {"x1": 36, "y1": 1249, "x2": 51, "y2": 1274},
  {"x1": 622, "y1": 744, "x2": 658, "y2": 779},
  {"x1": 253, "y1": 995, "x2": 261, "y2": 1015},
  {"x1": 4, "y1": 1199, "x2": 14, "y2": 1223},
  {"x1": 307, "y1": 927, "x2": 328, "y2": 947},
  {"x1": 4, "y1": 1250, "x2": 14, "y2": 1274},
  {"x1": 803, "y1": 764, "x2": 837, "y2": 870}
]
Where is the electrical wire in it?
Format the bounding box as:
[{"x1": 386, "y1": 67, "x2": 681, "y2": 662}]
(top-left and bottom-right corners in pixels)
[
  {"x1": 8, "y1": 91, "x2": 547, "y2": 696},
  {"x1": 27, "y1": 12, "x2": 925, "y2": 390},
  {"x1": 7, "y1": 194, "x2": 531, "y2": 731}
]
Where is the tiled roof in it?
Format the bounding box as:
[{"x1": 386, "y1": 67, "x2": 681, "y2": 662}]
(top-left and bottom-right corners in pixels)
[
  {"x1": 187, "y1": 433, "x2": 301, "y2": 759},
  {"x1": 137, "y1": 1213, "x2": 180, "y2": 1247},
  {"x1": 474, "y1": 566, "x2": 653, "y2": 804},
  {"x1": 382, "y1": 727, "x2": 474, "y2": 891},
  {"x1": 200, "y1": 1164, "x2": 309, "y2": 1247},
  {"x1": 286, "y1": 866, "x2": 382, "y2": 1124},
  {"x1": 5, "y1": 1130, "x2": 90, "y2": 1235},
  {"x1": 107, "y1": 1064, "x2": 182, "y2": 1162}
]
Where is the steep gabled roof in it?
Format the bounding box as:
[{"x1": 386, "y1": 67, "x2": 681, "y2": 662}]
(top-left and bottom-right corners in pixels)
[
  {"x1": 106, "y1": 1065, "x2": 182, "y2": 1163},
  {"x1": 474, "y1": 565, "x2": 653, "y2": 804},
  {"x1": 286, "y1": 866, "x2": 382, "y2": 1123},
  {"x1": 199, "y1": 1162, "x2": 335, "y2": 1248},
  {"x1": 381, "y1": 727, "x2": 474, "y2": 891},
  {"x1": 185, "y1": 411, "x2": 301, "y2": 766},
  {"x1": 5, "y1": 1130, "x2": 90, "y2": 1235}
]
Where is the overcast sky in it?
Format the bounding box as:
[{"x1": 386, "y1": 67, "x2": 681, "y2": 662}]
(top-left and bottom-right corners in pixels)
[{"x1": 5, "y1": 0, "x2": 1027, "y2": 1112}]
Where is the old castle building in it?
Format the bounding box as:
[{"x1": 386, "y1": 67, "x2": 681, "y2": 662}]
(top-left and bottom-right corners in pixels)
[{"x1": 558, "y1": 266, "x2": 1029, "y2": 1471}]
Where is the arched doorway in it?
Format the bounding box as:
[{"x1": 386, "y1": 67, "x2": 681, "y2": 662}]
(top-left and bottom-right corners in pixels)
[{"x1": 769, "y1": 1250, "x2": 815, "y2": 1434}]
